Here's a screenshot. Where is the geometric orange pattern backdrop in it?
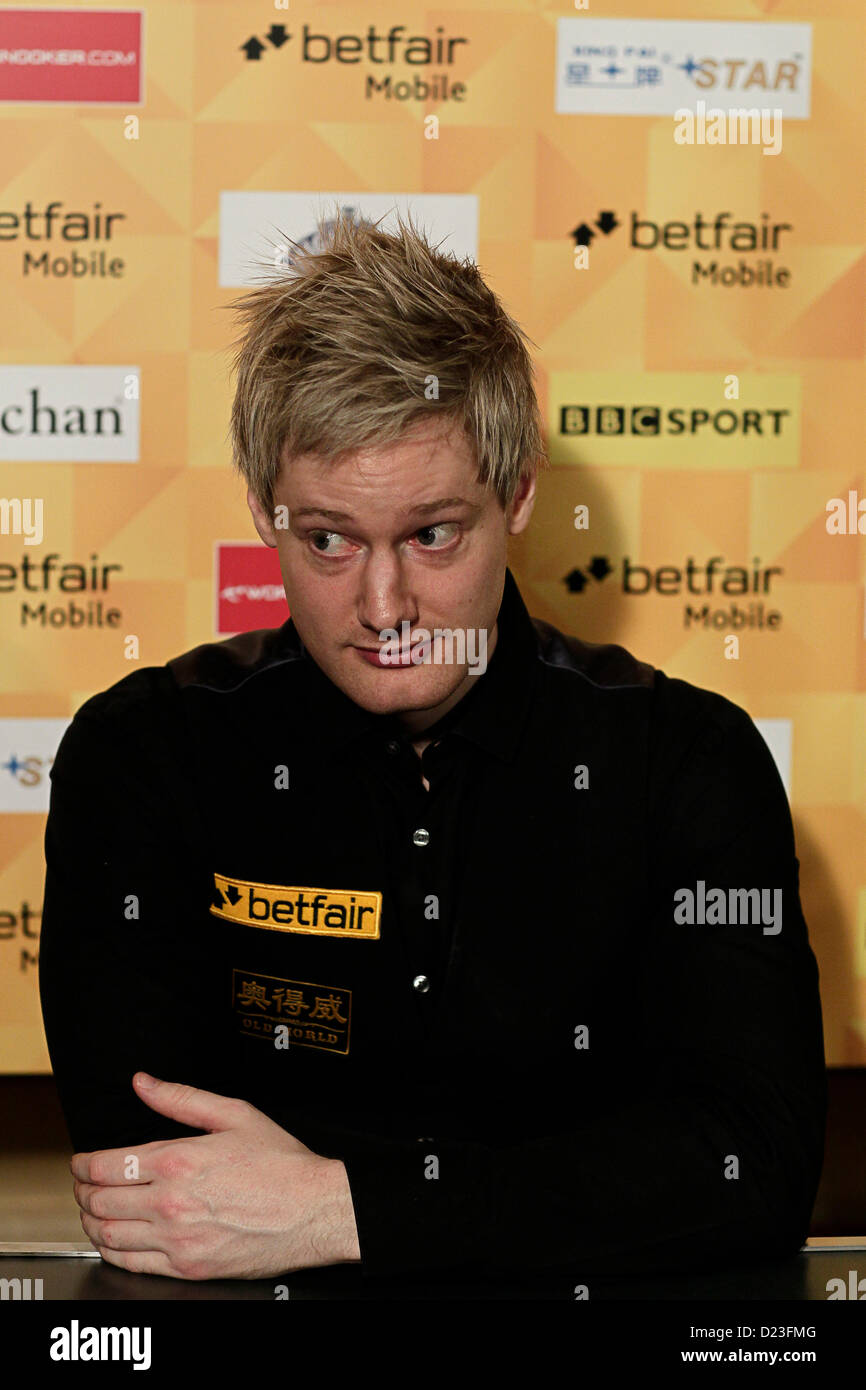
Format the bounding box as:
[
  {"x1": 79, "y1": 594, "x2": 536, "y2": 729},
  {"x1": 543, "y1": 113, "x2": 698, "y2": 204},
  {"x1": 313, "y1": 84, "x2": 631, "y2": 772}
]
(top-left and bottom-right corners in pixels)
[{"x1": 0, "y1": 0, "x2": 863, "y2": 1070}]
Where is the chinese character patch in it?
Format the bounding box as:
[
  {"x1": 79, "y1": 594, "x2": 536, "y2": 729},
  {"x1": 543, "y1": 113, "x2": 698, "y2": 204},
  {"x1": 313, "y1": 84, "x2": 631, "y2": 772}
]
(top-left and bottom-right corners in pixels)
[{"x1": 233, "y1": 968, "x2": 351, "y2": 1053}]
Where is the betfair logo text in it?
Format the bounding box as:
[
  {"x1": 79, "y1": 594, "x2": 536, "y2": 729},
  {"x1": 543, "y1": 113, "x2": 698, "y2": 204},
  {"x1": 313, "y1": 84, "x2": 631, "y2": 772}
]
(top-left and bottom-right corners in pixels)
[{"x1": 210, "y1": 873, "x2": 381, "y2": 939}]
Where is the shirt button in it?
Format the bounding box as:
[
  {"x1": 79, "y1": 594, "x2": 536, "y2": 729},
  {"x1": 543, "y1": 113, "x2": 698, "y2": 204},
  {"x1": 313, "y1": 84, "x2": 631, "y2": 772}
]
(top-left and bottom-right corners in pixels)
[
  {"x1": 412, "y1": 828, "x2": 430, "y2": 847},
  {"x1": 412, "y1": 974, "x2": 431, "y2": 993},
  {"x1": 386, "y1": 740, "x2": 401, "y2": 755}
]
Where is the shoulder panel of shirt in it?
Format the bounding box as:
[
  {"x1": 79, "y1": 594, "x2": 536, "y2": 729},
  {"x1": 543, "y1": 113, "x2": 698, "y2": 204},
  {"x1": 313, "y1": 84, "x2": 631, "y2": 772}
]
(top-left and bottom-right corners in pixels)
[
  {"x1": 166, "y1": 621, "x2": 303, "y2": 694},
  {"x1": 46, "y1": 625, "x2": 299, "y2": 804},
  {"x1": 46, "y1": 661, "x2": 212, "y2": 866},
  {"x1": 48, "y1": 624, "x2": 305, "y2": 771},
  {"x1": 533, "y1": 611, "x2": 761, "y2": 737},
  {"x1": 530, "y1": 612, "x2": 780, "y2": 804},
  {"x1": 50, "y1": 662, "x2": 188, "y2": 782},
  {"x1": 48, "y1": 621, "x2": 306, "y2": 783},
  {"x1": 531, "y1": 615, "x2": 656, "y2": 691}
]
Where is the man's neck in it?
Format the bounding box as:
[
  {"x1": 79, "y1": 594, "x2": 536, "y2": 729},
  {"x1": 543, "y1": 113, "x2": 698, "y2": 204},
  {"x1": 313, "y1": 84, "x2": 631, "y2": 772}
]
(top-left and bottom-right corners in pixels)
[{"x1": 394, "y1": 619, "x2": 498, "y2": 741}]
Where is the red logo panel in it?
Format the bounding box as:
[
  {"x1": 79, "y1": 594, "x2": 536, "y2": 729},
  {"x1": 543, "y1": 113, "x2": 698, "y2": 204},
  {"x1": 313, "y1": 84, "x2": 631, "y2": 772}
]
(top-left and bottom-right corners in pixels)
[
  {"x1": 0, "y1": 9, "x2": 143, "y2": 104},
  {"x1": 216, "y1": 543, "x2": 290, "y2": 636}
]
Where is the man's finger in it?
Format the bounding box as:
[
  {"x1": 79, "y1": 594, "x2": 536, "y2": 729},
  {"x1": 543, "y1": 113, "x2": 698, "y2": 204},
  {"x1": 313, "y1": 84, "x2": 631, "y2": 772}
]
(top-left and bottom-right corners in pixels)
[
  {"x1": 131, "y1": 1073, "x2": 250, "y2": 1133},
  {"x1": 70, "y1": 1139, "x2": 162, "y2": 1184},
  {"x1": 74, "y1": 1178, "x2": 154, "y2": 1220},
  {"x1": 92, "y1": 1242, "x2": 179, "y2": 1279},
  {"x1": 80, "y1": 1211, "x2": 166, "y2": 1255}
]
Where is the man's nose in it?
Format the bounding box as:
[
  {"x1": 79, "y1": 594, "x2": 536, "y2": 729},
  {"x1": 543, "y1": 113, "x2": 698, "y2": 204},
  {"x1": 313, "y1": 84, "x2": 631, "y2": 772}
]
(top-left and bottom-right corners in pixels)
[{"x1": 356, "y1": 558, "x2": 418, "y2": 635}]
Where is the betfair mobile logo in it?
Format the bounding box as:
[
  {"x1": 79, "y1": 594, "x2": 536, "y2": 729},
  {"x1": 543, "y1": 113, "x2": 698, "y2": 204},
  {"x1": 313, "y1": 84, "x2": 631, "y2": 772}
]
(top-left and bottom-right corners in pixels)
[
  {"x1": 571, "y1": 210, "x2": 793, "y2": 288},
  {"x1": 562, "y1": 555, "x2": 784, "y2": 632}
]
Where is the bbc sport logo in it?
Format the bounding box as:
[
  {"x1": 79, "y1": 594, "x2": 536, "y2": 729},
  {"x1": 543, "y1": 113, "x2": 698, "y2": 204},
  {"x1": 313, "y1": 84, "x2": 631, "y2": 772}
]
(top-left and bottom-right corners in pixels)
[{"x1": 548, "y1": 372, "x2": 801, "y2": 470}]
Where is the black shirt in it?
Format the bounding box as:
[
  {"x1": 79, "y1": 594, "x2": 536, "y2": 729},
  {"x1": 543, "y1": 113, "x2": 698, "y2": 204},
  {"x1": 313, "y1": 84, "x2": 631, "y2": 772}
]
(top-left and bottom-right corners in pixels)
[
  {"x1": 351, "y1": 623, "x2": 509, "y2": 996},
  {"x1": 38, "y1": 567, "x2": 827, "y2": 1278}
]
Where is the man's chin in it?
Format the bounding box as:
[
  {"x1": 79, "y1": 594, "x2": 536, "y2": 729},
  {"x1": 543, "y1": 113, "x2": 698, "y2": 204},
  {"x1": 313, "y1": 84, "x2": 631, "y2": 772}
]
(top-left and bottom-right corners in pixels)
[{"x1": 332, "y1": 660, "x2": 466, "y2": 717}]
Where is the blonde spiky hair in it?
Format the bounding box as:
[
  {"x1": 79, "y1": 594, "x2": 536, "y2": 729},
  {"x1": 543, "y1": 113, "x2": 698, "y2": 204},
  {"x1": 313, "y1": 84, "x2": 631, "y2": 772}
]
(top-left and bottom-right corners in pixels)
[{"x1": 226, "y1": 204, "x2": 547, "y2": 515}]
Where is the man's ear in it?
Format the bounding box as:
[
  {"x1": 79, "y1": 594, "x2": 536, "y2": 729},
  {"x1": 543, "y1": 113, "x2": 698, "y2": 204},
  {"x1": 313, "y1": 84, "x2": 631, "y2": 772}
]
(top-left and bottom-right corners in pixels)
[
  {"x1": 247, "y1": 487, "x2": 278, "y2": 548},
  {"x1": 506, "y1": 465, "x2": 537, "y2": 537}
]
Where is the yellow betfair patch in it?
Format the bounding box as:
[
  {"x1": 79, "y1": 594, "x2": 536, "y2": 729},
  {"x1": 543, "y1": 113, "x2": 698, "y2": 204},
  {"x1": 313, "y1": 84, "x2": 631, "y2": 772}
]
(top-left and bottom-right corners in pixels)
[{"x1": 210, "y1": 872, "x2": 381, "y2": 939}]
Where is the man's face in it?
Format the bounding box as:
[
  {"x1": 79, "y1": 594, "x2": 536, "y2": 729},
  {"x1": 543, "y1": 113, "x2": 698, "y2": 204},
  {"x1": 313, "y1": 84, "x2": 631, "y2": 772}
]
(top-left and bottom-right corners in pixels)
[{"x1": 247, "y1": 418, "x2": 535, "y2": 735}]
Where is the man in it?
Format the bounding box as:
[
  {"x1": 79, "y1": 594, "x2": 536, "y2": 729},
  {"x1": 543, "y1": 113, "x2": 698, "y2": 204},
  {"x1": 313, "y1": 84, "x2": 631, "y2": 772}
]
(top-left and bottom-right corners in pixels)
[{"x1": 39, "y1": 209, "x2": 826, "y2": 1284}]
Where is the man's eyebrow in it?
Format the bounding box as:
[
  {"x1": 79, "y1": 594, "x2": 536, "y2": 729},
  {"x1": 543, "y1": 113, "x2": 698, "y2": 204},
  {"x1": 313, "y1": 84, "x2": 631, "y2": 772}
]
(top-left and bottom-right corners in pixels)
[
  {"x1": 407, "y1": 496, "x2": 480, "y2": 517},
  {"x1": 291, "y1": 497, "x2": 480, "y2": 522}
]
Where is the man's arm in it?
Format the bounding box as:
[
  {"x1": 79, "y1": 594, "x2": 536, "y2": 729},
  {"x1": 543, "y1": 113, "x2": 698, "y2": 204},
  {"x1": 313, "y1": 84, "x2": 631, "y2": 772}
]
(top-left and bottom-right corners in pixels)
[
  {"x1": 39, "y1": 680, "x2": 363, "y2": 1278},
  {"x1": 69, "y1": 1071, "x2": 362, "y2": 1277},
  {"x1": 39, "y1": 676, "x2": 229, "y2": 1154},
  {"x1": 338, "y1": 689, "x2": 827, "y2": 1277}
]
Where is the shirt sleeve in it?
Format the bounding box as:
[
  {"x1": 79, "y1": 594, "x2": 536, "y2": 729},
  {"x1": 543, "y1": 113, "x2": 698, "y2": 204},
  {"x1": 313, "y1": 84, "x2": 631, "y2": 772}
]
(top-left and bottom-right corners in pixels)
[
  {"x1": 38, "y1": 677, "x2": 230, "y2": 1155},
  {"x1": 339, "y1": 683, "x2": 828, "y2": 1278}
]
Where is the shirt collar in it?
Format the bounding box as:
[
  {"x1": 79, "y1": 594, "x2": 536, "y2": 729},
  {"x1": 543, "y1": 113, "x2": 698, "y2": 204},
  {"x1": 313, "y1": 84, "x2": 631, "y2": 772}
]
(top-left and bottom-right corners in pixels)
[{"x1": 290, "y1": 567, "x2": 540, "y2": 763}]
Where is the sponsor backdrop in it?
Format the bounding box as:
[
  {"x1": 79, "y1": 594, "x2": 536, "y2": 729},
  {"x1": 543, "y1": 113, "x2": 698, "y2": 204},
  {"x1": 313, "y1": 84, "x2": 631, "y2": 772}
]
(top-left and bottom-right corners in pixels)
[{"x1": 0, "y1": 1, "x2": 863, "y2": 1071}]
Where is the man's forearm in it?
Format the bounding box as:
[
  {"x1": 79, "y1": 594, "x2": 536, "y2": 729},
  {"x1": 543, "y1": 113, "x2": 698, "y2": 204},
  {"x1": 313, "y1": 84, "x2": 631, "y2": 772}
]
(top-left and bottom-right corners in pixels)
[{"x1": 310, "y1": 1157, "x2": 362, "y2": 1266}]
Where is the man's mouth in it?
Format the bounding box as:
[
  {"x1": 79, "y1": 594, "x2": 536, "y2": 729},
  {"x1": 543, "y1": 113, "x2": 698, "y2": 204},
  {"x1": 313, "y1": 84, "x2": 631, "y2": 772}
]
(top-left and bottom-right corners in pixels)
[{"x1": 353, "y1": 641, "x2": 430, "y2": 668}]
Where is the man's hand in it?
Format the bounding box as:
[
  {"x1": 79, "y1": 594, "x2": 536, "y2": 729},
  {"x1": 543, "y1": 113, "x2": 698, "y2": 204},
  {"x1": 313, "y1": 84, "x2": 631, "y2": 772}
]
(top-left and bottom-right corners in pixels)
[{"x1": 71, "y1": 1073, "x2": 362, "y2": 1281}]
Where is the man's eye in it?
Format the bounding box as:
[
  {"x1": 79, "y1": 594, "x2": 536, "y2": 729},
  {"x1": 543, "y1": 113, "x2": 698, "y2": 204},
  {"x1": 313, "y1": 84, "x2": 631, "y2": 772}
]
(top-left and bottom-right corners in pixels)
[
  {"x1": 413, "y1": 523, "x2": 460, "y2": 549},
  {"x1": 309, "y1": 531, "x2": 352, "y2": 556}
]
